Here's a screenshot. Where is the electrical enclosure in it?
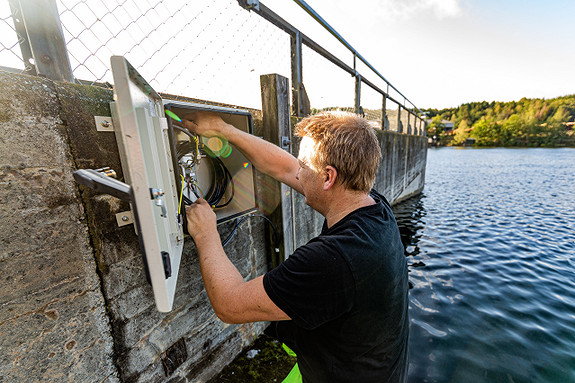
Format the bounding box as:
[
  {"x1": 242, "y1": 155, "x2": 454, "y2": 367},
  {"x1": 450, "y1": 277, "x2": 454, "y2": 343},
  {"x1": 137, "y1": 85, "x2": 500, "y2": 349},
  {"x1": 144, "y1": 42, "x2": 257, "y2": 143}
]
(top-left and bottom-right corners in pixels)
[
  {"x1": 108, "y1": 56, "x2": 257, "y2": 312},
  {"x1": 164, "y1": 101, "x2": 257, "y2": 225}
]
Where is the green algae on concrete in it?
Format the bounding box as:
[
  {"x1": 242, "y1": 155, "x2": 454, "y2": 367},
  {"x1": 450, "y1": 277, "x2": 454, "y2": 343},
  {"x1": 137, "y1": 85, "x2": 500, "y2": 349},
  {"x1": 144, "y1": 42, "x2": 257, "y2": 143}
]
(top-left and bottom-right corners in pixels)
[{"x1": 208, "y1": 334, "x2": 296, "y2": 383}]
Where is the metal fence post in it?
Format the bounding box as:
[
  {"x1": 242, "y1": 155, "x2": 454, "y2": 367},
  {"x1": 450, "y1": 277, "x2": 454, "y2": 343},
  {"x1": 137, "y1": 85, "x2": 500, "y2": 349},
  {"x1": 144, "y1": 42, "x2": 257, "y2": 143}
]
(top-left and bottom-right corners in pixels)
[
  {"x1": 353, "y1": 53, "x2": 361, "y2": 115},
  {"x1": 381, "y1": 95, "x2": 387, "y2": 130},
  {"x1": 291, "y1": 31, "x2": 303, "y2": 116},
  {"x1": 355, "y1": 74, "x2": 361, "y2": 115},
  {"x1": 397, "y1": 105, "x2": 402, "y2": 133},
  {"x1": 11, "y1": 0, "x2": 74, "y2": 82},
  {"x1": 290, "y1": 31, "x2": 310, "y2": 117}
]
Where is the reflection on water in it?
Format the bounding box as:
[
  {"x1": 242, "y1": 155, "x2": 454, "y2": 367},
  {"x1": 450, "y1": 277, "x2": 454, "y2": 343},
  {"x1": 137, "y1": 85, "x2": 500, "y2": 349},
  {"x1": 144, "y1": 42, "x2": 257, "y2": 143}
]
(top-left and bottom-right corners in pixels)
[{"x1": 392, "y1": 148, "x2": 575, "y2": 383}]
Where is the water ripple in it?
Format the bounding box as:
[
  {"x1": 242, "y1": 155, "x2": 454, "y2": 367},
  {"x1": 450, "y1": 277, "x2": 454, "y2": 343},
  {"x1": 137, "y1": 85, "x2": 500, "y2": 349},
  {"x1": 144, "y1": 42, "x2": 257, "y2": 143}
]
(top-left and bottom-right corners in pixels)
[{"x1": 395, "y1": 148, "x2": 575, "y2": 383}]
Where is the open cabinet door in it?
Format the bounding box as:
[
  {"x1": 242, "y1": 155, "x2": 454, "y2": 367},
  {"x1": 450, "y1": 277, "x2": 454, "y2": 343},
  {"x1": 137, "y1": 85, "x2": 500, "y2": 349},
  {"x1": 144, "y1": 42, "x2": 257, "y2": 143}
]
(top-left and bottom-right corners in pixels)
[{"x1": 110, "y1": 56, "x2": 183, "y2": 312}]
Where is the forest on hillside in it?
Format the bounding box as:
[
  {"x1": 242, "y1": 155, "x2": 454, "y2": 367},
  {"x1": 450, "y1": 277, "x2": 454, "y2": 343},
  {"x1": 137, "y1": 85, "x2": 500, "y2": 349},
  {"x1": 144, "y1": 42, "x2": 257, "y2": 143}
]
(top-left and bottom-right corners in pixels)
[{"x1": 423, "y1": 95, "x2": 575, "y2": 147}]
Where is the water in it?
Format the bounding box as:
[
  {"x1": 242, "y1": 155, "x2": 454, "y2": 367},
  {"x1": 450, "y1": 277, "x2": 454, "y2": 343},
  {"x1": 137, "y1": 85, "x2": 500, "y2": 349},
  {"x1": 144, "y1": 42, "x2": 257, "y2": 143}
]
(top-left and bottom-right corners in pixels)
[{"x1": 392, "y1": 148, "x2": 575, "y2": 383}]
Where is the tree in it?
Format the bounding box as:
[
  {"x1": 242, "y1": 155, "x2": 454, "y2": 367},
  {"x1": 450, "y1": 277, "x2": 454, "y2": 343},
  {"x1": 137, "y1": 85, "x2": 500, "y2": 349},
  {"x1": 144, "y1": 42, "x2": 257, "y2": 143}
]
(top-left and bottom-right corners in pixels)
[
  {"x1": 451, "y1": 120, "x2": 470, "y2": 145},
  {"x1": 427, "y1": 115, "x2": 446, "y2": 139},
  {"x1": 423, "y1": 95, "x2": 575, "y2": 147},
  {"x1": 471, "y1": 119, "x2": 500, "y2": 146}
]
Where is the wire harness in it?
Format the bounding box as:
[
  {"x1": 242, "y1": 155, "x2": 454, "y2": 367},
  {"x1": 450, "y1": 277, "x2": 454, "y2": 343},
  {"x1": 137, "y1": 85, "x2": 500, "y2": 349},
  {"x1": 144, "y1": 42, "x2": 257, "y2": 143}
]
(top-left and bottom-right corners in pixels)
[{"x1": 174, "y1": 126, "x2": 234, "y2": 209}]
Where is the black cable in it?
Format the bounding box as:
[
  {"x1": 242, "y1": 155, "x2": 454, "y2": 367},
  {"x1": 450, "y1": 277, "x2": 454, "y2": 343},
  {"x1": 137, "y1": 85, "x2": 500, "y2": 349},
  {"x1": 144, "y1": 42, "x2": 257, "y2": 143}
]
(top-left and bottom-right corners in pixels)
[
  {"x1": 174, "y1": 128, "x2": 234, "y2": 207},
  {"x1": 252, "y1": 214, "x2": 280, "y2": 244},
  {"x1": 221, "y1": 216, "x2": 250, "y2": 247},
  {"x1": 220, "y1": 213, "x2": 280, "y2": 248},
  {"x1": 173, "y1": 125, "x2": 197, "y2": 142},
  {"x1": 213, "y1": 158, "x2": 234, "y2": 208},
  {"x1": 201, "y1": 155, "x2": 234, "y2": 208},
  {"x1": 176, "y1": 140, "x2": 193, "y2": 160}
]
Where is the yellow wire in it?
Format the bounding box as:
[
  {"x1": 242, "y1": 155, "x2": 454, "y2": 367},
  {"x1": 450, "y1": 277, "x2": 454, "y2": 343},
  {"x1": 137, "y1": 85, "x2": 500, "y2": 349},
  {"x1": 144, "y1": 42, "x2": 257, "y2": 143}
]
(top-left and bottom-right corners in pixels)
[{"x1": 179, "y1": 175, "x2": 185, "y2": 214}]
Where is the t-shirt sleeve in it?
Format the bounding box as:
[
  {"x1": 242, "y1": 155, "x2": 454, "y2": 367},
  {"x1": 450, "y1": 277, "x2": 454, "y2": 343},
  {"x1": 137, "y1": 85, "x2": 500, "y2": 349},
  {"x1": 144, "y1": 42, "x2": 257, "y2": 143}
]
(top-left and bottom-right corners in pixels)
[{"x1": 263, "y1": 240, "x2": 355, "y2": 330}]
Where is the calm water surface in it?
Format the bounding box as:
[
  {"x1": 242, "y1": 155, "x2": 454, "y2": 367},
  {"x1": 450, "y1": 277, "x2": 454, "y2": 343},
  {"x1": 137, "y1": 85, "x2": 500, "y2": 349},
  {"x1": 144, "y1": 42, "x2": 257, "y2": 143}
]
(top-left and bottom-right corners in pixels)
[{"x1": 392, "y1": 148, "x2": 575, "y2": 383}]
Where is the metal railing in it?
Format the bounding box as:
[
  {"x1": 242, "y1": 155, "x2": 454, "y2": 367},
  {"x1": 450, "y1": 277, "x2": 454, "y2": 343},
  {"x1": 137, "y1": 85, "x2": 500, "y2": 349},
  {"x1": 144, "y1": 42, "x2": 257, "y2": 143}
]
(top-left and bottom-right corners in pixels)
[
  {"x1": 0, "y1": 0, "x2": 426, "y2": 135},
  {"x1": 238, "y1": 0, "x2": 425, "y2": 134}
]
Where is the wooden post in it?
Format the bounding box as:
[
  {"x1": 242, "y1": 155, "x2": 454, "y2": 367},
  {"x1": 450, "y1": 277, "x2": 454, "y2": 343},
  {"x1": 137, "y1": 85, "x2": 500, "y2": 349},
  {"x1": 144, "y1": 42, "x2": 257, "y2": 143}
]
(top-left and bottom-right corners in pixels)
[{"x1": 260, "y1": 74, "x2": 295, "y2": 267}]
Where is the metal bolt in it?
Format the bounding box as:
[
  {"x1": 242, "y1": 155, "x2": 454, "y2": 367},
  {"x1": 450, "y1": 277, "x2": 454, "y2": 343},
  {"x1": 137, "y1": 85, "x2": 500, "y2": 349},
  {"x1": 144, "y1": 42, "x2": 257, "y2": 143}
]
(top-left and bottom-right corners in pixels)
[
  {"x1": 121, "y1": 216, "x2": 129, "y2": 222},
  {"x1": 101, "y1": 120, "x2": 110, "y2": 128},
  {"x1": 40, "y1": 54, "x2": 51, "y2": 64}
]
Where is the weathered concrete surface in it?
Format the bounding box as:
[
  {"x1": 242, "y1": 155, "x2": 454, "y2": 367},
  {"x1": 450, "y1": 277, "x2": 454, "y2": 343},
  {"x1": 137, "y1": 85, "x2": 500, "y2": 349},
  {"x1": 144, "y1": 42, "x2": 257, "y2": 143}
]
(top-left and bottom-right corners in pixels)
[
  {"x1": 375, "y1": 131, "x2": 428, "y2": 204},
  {"x1": 54, "y1": 81, "x2": 271, "y2": 383},
  {"x1": 0, "y1": 72, "x2": 271, "y2": 382},
  {"x1": 0, "y1": 72, "x2": 119, "y2": 382},
  {"x1": 0, "y1": 71, "x2": 426, "y2": 382}
]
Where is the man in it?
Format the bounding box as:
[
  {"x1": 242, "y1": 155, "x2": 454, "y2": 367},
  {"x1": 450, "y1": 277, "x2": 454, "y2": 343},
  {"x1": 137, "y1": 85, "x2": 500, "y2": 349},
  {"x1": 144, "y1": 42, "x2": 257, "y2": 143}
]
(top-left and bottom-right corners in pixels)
[{"x1": 180, "y1": 111, "x2": 409, "y2": 382}]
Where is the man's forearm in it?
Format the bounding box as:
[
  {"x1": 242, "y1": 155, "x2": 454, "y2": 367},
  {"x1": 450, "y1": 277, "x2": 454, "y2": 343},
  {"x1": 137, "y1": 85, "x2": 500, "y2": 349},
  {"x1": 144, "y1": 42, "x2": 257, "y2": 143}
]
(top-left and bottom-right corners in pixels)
[
  {"x1": 221, "y1": 123, "x2": 301, "y2": 192},
  {"x1": 194, "y1": 230, "x2": 245, "y2": 320},
  {"x1": 181, "y1": 113, "x2": 302, "y2": 193}
]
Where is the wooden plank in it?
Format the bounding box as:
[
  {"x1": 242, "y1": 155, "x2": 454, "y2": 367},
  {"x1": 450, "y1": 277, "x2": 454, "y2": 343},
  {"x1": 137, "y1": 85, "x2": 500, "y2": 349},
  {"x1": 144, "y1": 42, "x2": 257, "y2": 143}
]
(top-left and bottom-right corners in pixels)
[{"x1": 260, "y1": 74, "x2": 295, "y2": 267}]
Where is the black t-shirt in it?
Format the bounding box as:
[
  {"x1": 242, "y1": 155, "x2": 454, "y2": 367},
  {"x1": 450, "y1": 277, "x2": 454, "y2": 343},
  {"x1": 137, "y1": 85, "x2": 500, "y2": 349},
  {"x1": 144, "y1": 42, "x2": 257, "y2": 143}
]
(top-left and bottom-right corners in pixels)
[{"x1": 263, "y1": 190, "x2": 409, "y2": 383}]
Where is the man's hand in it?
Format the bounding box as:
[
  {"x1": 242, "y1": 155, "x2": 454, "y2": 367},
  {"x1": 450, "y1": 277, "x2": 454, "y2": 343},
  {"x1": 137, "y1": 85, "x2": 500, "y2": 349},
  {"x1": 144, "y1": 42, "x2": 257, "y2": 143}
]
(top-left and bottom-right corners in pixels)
[
  {"x1": 178, "y1": 109, "x2": 303, "y2": 196},
  {"x1": 179, "y1": 111, "x2": 229, "y2": 138},
  {"x1": 185, "y1": 196, "x2": 291, "y2": 325},
  {"x1": 185, "y1": 199, "x2": 218, "y2": 242}
]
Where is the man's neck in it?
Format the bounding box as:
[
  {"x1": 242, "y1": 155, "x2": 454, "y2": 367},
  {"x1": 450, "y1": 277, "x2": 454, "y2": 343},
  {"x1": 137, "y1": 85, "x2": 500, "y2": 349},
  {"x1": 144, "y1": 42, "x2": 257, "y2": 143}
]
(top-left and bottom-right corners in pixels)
[{"x1": 323, "y1": 190, "x2": 375, "y2": 228}]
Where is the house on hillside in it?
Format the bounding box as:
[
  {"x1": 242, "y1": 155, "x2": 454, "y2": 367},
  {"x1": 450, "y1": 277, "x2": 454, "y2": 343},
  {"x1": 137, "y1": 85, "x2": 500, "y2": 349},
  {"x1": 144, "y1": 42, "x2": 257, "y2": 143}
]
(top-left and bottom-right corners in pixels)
[
  {"x1": 442, "y1": 120, "x2": 454, "y2": 132},
  {"x1": 425, "y1": 119, "x2": 454, "y2": 132}
]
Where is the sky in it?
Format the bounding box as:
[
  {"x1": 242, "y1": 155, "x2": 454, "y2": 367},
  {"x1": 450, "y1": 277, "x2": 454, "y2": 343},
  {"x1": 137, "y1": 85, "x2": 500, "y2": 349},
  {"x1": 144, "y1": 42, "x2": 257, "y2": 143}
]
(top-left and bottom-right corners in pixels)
[
  {"x1": 266, "y1": 0, "x2": 575, "y2": 109},
  {"x1": 1, "y1": 0, "x2": 573, "y2": 111}
]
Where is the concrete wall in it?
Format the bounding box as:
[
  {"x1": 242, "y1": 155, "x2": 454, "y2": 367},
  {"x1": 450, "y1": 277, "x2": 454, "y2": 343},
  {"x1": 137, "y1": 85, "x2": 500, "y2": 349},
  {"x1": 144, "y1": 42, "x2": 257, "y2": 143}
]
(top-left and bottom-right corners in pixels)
[
  {"x1": 0, "y1": 72, "x2": 426, "y2": 382},
  {"x1": 0, "y1": 73, "x2": 118, "y2": 382}
]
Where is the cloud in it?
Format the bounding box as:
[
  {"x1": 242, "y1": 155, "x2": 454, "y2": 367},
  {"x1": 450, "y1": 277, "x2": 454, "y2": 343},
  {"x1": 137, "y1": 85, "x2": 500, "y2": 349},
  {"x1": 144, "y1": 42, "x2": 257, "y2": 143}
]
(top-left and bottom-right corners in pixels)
[{"x1": 371, "y1": 0, "x2": 463, "y2": 20}]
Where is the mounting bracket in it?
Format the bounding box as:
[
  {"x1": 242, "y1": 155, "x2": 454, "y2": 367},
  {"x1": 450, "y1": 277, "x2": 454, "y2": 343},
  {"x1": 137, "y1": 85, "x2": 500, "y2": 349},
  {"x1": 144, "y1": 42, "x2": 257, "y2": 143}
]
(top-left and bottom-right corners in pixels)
[{"x1": 95, "y1": 115, "x2": 114, "y2": 132}]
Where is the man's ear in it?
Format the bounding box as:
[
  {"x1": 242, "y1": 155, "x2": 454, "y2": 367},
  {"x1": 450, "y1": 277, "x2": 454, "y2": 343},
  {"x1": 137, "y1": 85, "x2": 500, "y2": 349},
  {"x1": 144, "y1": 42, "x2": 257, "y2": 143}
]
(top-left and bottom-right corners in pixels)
[{"x1": 323, "y1": 166, "x2": 338, "y2": 191}]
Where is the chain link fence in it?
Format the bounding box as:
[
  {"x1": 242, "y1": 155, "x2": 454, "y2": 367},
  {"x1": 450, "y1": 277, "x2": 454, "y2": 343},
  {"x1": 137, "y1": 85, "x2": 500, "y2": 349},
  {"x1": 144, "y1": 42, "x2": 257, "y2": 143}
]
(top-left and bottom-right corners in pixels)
[
  {"x1": 0, "y1": 0, "x2": 425, "y2": 133},
  {"x1": 0, "y1": 1, "x2": 25, "y2": 72}
]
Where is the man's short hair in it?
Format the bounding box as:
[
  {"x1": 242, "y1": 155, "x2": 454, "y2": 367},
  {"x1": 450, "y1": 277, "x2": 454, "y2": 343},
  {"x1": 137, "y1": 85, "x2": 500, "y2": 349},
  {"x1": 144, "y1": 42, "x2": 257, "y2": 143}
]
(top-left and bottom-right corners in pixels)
[{"x1": 295, "y1": 111, "x2": 381, "y2": 193}]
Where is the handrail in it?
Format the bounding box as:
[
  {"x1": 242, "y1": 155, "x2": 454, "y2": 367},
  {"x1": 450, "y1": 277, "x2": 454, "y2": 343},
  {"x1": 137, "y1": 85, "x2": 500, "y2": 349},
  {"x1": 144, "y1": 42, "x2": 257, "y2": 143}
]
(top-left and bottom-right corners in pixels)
[
  {"x1": 242, "y1": 1, "x2": 424, "y2": 122},
  {"x1": 293, "y1": 0, "x2": 423, "y2": 116}
]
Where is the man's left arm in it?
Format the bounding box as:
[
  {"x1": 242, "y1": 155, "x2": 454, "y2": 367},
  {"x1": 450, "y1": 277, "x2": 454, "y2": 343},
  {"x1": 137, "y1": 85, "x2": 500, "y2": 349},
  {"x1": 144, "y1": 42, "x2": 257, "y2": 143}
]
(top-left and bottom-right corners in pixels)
[{"x1": 186, "y1": 199, "x2": 290, "y2": 324}]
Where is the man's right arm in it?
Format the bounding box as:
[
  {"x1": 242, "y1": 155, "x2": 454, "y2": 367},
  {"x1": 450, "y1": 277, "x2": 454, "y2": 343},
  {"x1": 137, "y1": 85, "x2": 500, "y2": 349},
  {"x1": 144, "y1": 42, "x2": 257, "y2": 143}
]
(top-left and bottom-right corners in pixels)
[{"x1": 179, "y1": 112, "x2": 303, "y2": 195}]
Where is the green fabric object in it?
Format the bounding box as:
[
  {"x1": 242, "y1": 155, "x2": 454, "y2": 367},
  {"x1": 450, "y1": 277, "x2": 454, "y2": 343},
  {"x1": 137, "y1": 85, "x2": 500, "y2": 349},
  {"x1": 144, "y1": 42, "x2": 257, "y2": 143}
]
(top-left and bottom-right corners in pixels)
[
  {"x1": 282, "y1": 343, "x2": 297, "y2": 357},
  {"x1": 281, "y1": 344, "x2": 302, "y2": 383},
  {"x1": 282, "y1": 362, "x2": 301, "y2": 383}
]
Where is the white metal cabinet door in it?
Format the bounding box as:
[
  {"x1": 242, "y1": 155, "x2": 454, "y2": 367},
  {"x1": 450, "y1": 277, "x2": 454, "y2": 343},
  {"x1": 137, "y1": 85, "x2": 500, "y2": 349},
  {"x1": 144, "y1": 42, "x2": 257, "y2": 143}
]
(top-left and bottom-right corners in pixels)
[{"x1": 110, "y1": 56, "x2": 183, "y2": 312}]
